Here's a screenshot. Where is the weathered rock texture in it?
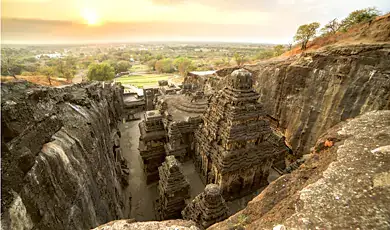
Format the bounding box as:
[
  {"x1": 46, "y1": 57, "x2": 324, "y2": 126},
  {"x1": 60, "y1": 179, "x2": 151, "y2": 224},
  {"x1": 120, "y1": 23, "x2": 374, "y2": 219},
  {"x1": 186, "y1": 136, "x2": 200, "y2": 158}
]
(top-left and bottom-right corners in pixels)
[
  {"x1": 182, "y1": 184, "x2": 229, "y2": 229},
  {"x1": 156, "y1": 156, "x2": 190, "y2": 220},
  {"x1": 194, "y1": 69, "x2": 289, "y2": 200},
  {"x1": 157, "y1": 94, "x2": 205, "y2": 161},
  {"x1": 209, "y1": 110, "x2": 390, "y2": 230},
  {"x1": 1, "y1": 81, "x2": 129, "y2": 230},
  {"x1": 93, "y1": 219, "x2": 199, "y2": 230},
  {"x1": 138, "y1": 110, "x2": 167, "y2": 183},
  {"x1": 246, "y1": 44, "x2": 390, "y2": 156}
]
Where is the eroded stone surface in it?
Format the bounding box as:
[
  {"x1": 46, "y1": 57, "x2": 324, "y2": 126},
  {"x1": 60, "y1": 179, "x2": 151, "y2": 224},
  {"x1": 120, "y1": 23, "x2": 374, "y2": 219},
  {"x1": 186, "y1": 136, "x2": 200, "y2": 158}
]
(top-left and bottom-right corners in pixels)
[
  {"x1": 138, "y1": 110, "x2": 167, "y2": 183},
  {"x1": 194, "y1": 69, "x2": 290, "y2": 200},
  {"x1": 93, "y1": 219, "x2": 199, "y2": 230},
  {"x1": 209, "y1": 110, "x2": 390, "y2": 230},
  {"x1": 1, "y1": 81, "x2": 129, "y2": 230},
  {"x1": 182, "y1": 184, "x2": 229, "y2": 229},
  {"x1": 156, "y1": 156, "x2": 190, "y2": 220}
]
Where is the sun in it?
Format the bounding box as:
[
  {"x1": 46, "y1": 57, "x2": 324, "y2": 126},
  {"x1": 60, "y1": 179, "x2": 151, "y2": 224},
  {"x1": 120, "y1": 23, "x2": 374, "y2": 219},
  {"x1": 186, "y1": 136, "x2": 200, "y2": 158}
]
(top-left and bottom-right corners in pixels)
[{"x1": 82, "y1": 9, "x2": 101, "y2": 26}]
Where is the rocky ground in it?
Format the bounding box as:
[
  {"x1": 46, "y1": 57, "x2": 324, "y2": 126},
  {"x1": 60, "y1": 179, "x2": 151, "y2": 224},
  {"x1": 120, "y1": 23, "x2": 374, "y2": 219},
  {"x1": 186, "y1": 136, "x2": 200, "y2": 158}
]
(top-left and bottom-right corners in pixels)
[{"x1": 209, "y1": 110, "x2": 390, "y2": 229}]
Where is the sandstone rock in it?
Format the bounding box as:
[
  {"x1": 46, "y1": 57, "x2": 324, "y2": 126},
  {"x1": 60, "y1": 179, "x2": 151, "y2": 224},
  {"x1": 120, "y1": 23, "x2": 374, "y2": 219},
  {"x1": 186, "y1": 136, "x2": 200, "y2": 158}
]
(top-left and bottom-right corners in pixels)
[
  {"x1": 246, "y1": 44, "x2": 390, "y2": 156},
  {"x1": 194, "y1": 69, "x2": 290, "y2": 200},
  {"x1": 138, "y1": 110, "x2": 167, "y2": 183},
  {"x1": 209, "y1": 110, "x2": 390, "y2": 230},
  {"x1": 1, "y1": 81, "x2": 129, "y2": 230},
  {"x1": 156, "y1": 156, "x2": 190, "y2": 220},
  {"x1": 182, "y1": 184, "x2": 229, "y2": 229},
  {"x1": 93, "y1": 219, "x2": 199, "y2": 230}
]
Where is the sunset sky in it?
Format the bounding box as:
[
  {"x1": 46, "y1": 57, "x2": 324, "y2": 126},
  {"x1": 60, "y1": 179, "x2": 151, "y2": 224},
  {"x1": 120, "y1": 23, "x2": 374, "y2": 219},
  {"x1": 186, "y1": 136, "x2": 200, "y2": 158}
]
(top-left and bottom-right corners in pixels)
[{"x1": 1, "y1": 0, "x2": 390, "y2": 44}]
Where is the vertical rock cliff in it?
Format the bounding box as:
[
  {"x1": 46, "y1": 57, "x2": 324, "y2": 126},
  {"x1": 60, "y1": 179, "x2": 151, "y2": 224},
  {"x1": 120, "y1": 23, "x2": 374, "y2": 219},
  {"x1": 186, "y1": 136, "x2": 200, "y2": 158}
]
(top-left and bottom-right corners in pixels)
[
  {"x1": 246, "y1": 43, "x2": 390, "y2": 155},
  {"x1": 1, "y1": 81, "x2": 129, "y2": 230}
]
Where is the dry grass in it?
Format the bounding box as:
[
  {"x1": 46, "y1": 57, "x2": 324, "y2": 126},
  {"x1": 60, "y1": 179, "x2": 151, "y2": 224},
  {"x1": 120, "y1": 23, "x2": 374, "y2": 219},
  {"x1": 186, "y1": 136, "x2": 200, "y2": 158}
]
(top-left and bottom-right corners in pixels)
[
  {"x1": 1, "y1": 75, "x2": 70, "y2": 86},
  {"x1": 282, "y1": 13, "x2": 390, "y2": 57}
]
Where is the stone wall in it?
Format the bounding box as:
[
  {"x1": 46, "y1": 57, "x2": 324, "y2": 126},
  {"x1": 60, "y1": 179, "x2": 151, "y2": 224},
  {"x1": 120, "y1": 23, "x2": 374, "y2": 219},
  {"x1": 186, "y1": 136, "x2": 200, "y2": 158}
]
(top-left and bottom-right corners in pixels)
[{"x1": 1, "y1": 81, "x2": 129, "y2": 230}]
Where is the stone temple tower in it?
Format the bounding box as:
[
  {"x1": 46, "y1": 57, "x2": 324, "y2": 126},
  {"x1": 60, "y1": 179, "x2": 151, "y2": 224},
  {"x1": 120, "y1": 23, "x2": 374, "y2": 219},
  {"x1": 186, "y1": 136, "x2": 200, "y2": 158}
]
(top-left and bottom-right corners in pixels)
[
  {"x1": 194, "y1": 69, "x2": 289, "y2": 200},
  {"x1": 182, "y1": 184, "x2": 229, "y2": 229}
]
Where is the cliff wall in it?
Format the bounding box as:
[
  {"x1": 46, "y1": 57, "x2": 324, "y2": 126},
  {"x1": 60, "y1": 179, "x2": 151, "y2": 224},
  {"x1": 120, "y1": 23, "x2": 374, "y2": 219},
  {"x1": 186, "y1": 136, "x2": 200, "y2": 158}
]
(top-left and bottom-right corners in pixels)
[
  {"x1": 247, "y1": 43, "x2": 390, "y2": 155},
  {"x1": 1, "y1": 81, "x2": 129, "y2": 230}
]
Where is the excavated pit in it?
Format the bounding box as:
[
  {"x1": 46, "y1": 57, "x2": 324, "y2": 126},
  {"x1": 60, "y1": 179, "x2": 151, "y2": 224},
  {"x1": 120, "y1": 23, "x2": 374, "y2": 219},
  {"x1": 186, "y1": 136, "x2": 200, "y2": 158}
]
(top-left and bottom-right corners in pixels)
[{"x1": 3, "y1": 34, "x2": 390, "y2": 229}]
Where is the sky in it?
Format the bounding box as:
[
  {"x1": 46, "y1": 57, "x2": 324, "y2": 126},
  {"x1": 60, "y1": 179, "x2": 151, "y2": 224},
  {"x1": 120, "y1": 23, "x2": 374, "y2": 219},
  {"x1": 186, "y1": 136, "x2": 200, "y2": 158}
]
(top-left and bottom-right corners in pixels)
[{"x1": 1, "y1": 0, "x2": 390, "y2": 44}]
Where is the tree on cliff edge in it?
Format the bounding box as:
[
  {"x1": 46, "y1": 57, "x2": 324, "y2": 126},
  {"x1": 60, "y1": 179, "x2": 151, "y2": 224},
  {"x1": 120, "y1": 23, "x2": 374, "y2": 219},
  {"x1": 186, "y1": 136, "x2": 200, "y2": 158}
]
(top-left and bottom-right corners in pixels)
[
  {"x1": 340, "y1": 7, "x2": 380, "y2": 31},
  {"x1": 87, "y1": 63, "x2": 115, "y2": 81},
  {"x1": 294, "y1": 22, "x2": 320, "y2": 50},
  {"x1": 321, "y1": 19, "x2": 340, "y2": 35}
]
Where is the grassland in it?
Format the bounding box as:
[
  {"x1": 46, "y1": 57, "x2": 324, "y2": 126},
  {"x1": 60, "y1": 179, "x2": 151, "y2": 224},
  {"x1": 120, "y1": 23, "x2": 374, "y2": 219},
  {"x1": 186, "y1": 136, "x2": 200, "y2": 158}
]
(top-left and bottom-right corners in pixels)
[
  {"x1": 130, "y1": 64, "x2": 150, "y2": 72},
  {"x1": 115, "y1": 74, "x2": 170, "y2": 87}
]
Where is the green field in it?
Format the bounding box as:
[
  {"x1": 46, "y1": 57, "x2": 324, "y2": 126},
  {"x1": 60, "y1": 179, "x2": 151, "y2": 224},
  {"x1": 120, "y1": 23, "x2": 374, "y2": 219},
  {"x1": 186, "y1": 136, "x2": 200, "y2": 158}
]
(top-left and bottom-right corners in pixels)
[
  {"x1": 115, "y1": 74, "x2": 170, "y2": 88},
  {"x1": 130, "y1": 64, "x2": 150, "y2": 72}
]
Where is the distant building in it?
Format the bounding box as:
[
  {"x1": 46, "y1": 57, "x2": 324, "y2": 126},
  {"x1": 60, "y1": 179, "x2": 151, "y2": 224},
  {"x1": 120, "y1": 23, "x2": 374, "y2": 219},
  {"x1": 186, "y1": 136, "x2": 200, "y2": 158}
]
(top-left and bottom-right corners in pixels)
[{"x1": 35, "y1": 53, "x2": 63, "y2": 59}]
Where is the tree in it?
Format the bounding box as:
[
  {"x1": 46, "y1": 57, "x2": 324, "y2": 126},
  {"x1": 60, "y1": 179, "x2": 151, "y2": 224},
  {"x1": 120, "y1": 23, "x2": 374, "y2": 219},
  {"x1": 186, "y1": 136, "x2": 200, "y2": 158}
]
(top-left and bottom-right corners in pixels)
[
  {"x1": 147, "y1": 59, "x2": 157, "y2": 71},
  {"x1": 40, "y1": 66, "x2": 55, "y2": 86},
  {"x1": 174, "y1": 57, "x2": 193, "y2": 76},
  {"x1": 287, "y1": 43, "x2": 293, "y2": 51},
  {"x1": 155, "y1": 58, "x2": 174, "y2": 73},
  {"x1": 340, "y1": 7, "x2": 380, "y2": 31},
  {"x1": 233, "y1": 53, "x2": 247, "y2": 66},
  {"x1": 273, "y1": 45, "x2": 285, "y2": 56},
  {"x1": 255, "y1": 49, "x2": 274, "y2": 60},
  {"x1": 293, "y1": 22, "x2": 320, "y2": 50},
  {"x1": 1, "y1": 50, "x2": 19, "y2": 78},
  {"x1": 55, "y1": 59, "x2": 66, "y2": 77},
  {"x1": 116, "y1": 60, "x2": 132, "y2": 73},
  {"x1": 87, "y1": 63, "x2": 115, "y2": 81},
  {"x1": 320, "y1": 18, "x2": 340, "y2": 35}
]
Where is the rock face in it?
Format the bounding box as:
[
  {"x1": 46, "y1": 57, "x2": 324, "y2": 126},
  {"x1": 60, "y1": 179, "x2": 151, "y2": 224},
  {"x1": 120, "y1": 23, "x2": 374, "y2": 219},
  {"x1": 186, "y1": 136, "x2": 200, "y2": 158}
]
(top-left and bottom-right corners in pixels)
[
  {"x1": 93, "y1": 219, "x2": 199, "y2": 230},
  {"x1": 246, "y1": 44, "x2": 390, "y2": 156},
  {"x1": 182, "y1": 184, "x2": 229, "y2": 229},
  {"x1": 209, "y1": 110, "x2": 390, "y2": 230},
  {"x1": 156, "y1": 156, "x2": 190, "y2": 220},
  {"x1": 194, "y1": 69, "x2": 289, "y2": 200},
  {"x1": 1, "y1": 81, "x2": 129, "y2": 230}
]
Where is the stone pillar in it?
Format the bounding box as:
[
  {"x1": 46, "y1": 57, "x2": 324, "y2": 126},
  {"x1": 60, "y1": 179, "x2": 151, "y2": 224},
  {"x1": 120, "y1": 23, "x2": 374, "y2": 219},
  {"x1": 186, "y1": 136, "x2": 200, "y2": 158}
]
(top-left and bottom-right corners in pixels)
[
  {"x1": 156, "y1": 156, "x2": 190, "y2": 220},
  {"x1": 182, "y1": 184, "x2": 229, "y2": 229}
]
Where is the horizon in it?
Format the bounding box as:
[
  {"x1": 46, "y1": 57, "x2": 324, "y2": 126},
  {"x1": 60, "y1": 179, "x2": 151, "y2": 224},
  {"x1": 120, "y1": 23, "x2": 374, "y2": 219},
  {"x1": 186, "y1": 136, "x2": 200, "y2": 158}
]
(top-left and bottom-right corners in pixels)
[{"x1": 2, "y1": 0, "x2": 390, "y2": 45}]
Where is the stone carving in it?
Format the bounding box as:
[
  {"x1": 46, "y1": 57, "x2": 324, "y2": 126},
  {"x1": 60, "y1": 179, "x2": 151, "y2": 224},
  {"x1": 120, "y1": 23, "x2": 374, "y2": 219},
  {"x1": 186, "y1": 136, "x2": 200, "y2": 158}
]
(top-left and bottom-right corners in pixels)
[
  {"x1": 191, "y1": 91, "x2": 204, "y2": 103},
  {"x1": 194, "y1": 69, "x2": 289, "y2": 200},
  {"x1": 138, "y1": 110, "x2": 167, "y2": 183},
  {"x1": 156, "y1": 156, "x2": 190, "y2": 220},
  {"x1": 182, "y1": 184, "x2": 229, "y2": 229}
]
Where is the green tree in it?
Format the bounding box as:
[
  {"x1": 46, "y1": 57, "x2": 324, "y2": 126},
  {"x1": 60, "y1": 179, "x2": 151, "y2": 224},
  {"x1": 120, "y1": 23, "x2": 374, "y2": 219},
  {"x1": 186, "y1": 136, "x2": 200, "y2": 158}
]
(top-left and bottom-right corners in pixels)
[
  {"x1": 87, "y1": 63, "x2": 115, "y2": 81},
  {"x1": 1, "y1": 50, "x2": 20, "y2": 78},
  {"x1": 320, "y1": 18, "x2": 340, "y2": 35},
  {"x1": 340, "y1": 7, "x2": 380, "y2": 31},
  {"x1": 233, "y1": 53, "x2": 247, "y2": 66},
  {"x1": 40, "y1": 66, "x2": 55, "y2": 86},
  {"x1": 173, "y1": 57, "x2": 193, "y2": 76},
  {"x1": 155, "y1": 58, "x2": 174, "y2": 73},
  {"x1": 116, "y1": 60, "x2": 132, "y2": 73},
  {"x1": 273, "y1": 45, "x2": 285, "y2": 56},
  {"x1": 294, "y1": 22, "x2": 320, "y2": 50},
  {"x1": 147, "y1": 59, "x2": 157, "y2": 71},
  {"x1": 55, "y1": 59, "x2": 66, "y2": 77},
  {"x1": 255, "y1": 49, "x2": 274, "y2": 60}
]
